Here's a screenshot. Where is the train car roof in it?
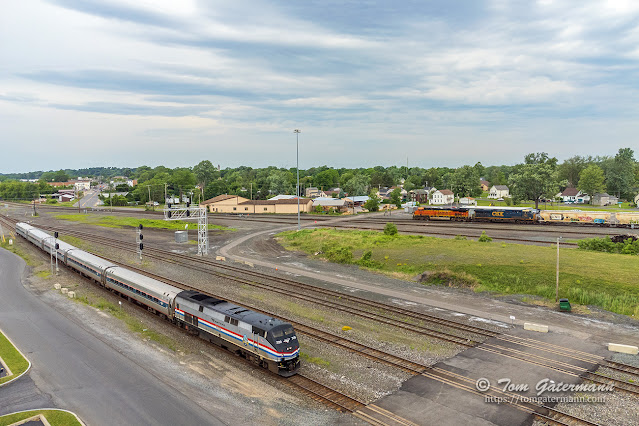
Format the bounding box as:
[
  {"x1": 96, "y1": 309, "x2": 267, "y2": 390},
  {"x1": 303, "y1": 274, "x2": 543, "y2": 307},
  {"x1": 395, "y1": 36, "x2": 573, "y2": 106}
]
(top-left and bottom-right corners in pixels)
[
  {"x1": 16, "y1": 222, "x2": 35, "y2": 230},
  {"x1": 470, "y1": 206, "x2": 537, "y2": 211},
  {"x1": 177, "y1": 290, "x2": 288, "y2": 330},
  {"x1": 107, "y1": 267, "x2": 182, "y2": 298},
  {"x1": 67, "y1": 249, "x2": 118, "y2": 270}
]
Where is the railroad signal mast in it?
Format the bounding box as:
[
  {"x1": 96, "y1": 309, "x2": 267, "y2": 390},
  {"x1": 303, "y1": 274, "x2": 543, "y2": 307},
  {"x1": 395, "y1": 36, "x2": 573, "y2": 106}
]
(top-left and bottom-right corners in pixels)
[
  {"x1": 137, "y1": 224, "x2": 144, "y2": 261},
  {"x1": 163, "y1": 202, "x2": 209, "y2": 256}
]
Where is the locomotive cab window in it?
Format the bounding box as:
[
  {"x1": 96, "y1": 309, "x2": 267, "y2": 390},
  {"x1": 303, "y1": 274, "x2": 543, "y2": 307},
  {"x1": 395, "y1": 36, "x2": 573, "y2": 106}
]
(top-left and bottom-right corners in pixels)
[{"x1": 199, "y1": 306, "x2": 203, "y2": 312}]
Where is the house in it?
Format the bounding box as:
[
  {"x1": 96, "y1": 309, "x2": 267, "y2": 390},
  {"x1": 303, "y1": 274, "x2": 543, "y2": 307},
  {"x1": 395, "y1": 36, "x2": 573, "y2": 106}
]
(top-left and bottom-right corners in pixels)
[
  {"x1": 47, "y1": 182, "x2": 73, "y2": 188},
  {"x1": 634, "y1": 194, "x2": 639, "y2": 206},
  {"x1": 312, "y1": 198, "x2": 348, "y2": 212},
  {"x1": 431, "y1": 189, "x2": 454, "y2": 205},
  {"x1": 343, "y1": 196, "x2": 370, "y2": 207},
  {"x1": 305, "y1": 187, "x2": 326, "y2": 198},
  {"x1": 489, "y1": 185, "x2": 509, "y2": 199},
  {"x1": 559, "y1": 187, "x2": 579, "y2": 202},
  {"x1": 73, "y1": 180, "x2": 91, "y2": 191},
  {"x1": 592, "y1": 193, "x2": 619, "y2": 206},
  {"x1": 323, "y1": 188, "x2": 342, "y2": 198},
  {"x1": 409, "y1": 189, "x2": 430, "y2": 204},
  {"x1": 480, "y1": 180, "x2": 490, "y2": 192},
  {"x1": 459, "y1": 197, "x2": 477, "y2": 206},
  {"x1": 201, "y1": 194, "x2": 313, "y2": 214}
]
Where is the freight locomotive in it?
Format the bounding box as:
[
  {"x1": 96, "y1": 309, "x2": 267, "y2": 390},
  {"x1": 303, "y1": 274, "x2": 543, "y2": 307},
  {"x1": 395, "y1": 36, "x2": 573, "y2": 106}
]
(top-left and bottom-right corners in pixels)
[
  {"x1": 15, "y1": 222, "x2": 300, "y2": 376},
  {"x1": 413, "y1": 206, "x2": 639, "y2": 227},
  {"x1": 413, "y1": 206, "x2": 539, "y2": 223}
]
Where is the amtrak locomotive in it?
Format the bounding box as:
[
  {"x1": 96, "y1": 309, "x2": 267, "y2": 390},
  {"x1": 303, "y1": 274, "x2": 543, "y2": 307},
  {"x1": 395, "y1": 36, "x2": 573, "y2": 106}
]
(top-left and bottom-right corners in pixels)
[{"x1": 16, "y1": 222, "x2": 300, "y2": 376}]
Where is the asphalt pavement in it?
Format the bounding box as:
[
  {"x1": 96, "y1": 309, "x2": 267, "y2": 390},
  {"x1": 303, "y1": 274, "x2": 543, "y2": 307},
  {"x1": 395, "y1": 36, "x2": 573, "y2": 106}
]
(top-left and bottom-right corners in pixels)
[{"x1": 0, "y1": 249, "x2": 224, "y2": 425}]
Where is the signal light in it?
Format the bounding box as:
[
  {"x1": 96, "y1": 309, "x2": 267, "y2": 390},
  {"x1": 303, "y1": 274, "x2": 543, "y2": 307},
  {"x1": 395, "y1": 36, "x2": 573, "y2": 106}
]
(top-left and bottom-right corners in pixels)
[
  {"x1": 168, "y1": 203, "x2": 172, "y2": 209},
  {"x1": 139, "y1": 243, "x2": 144, "y2": 250},
  {"x1": 139, "y1": 235, "x2": 143, "y2": 240},
  {"x1": 55, "y1": 243, "x2": 59, "y2": 250},
  {"x1": 168, "y1": 211, "x2": 172, "y2": 218},
  {"x1": 54, "y1": 231, "x2": 59, "y2": 238}
]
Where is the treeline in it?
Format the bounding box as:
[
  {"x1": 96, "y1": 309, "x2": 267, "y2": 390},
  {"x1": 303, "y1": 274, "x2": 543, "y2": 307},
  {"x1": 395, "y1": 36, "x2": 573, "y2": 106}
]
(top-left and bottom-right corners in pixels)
[
  {"x1": 2, "y1": 148, "x2": 637, "y2": 206},
  {"x1": 0, "y1": 167, "x2": 135, "y2": 182},
  {"x1": 0, "y1": 181, "x2": 61, "y2": 200}
]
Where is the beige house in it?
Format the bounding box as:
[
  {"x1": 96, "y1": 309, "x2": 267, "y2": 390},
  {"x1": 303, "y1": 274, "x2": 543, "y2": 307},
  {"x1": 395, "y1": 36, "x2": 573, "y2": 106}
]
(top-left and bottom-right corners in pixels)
[
  {"x1": 201, "y1": 194, "x2": 313, "y2": 214},
  {"x1": 480, "y1": 180, "x2": 490, "y2": 192},
  {"x1": 635, "y1": 194, "x2": 639, "y2": 206}
]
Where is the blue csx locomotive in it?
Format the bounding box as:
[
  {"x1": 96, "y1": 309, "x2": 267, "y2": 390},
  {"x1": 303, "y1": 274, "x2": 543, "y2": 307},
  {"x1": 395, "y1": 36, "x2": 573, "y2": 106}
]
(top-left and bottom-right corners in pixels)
[{"x1": 16, "y1": 222, "x2": 300, "y2": 376}]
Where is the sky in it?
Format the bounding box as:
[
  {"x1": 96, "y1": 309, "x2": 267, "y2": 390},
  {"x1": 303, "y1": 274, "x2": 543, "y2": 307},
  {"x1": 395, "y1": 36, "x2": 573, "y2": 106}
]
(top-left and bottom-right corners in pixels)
[{"x1": 2, "y1": 0, "x2": 639, "y2": 173}]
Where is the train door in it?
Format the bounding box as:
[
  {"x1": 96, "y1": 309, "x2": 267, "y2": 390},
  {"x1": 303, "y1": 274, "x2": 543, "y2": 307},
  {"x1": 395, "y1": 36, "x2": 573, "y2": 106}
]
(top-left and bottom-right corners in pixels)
[{"x1": 184, "y1": 312, "x2": 198, "y2": 328}]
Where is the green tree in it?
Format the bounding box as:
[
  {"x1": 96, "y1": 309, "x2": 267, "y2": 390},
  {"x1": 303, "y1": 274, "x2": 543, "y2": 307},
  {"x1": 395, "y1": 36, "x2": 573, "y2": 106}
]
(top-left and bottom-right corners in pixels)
[
  {"x1": 390, "y1": 187, "x2": 402, "y2": 207},
  {"x1": 343, "y1": 174, "x2": 370, "y2": 196},
  {"x1": 559, "y1": 156, "x2": 590, "y2": 187},
  {"x1": 267, "y1": 170, "x2": 294, "y2": 195},
  {"x1": 193, "y1": 160, "x2": 217, "y2": 193},
  {"x1": 509, "y1": 153, "x2": 559, "y2": 209},
  {"x1": 313, "y1": 168, "x2": 339, "y2": 190},
  {"x1": 606, "y1": 148, "x2": 636, "y2": 199},
  {"x1": 363, "y1": 190, "x2": 380, "y2": 212},
  {"x1": 449, "y1": 165, "x2": 482, "y2": 198},
  {"x1": 577, "y1": 165, "x2": 605, "y2": 202}
]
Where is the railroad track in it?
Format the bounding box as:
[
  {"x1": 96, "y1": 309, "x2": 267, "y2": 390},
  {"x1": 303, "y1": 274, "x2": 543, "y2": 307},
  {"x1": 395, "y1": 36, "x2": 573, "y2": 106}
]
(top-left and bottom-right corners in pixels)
[
  {"x1": 6, "y1": 215, "x2": 639, "y2": 394},
  {"x1": 2, "y1": 217, "x2": 626, "y2": 425}
]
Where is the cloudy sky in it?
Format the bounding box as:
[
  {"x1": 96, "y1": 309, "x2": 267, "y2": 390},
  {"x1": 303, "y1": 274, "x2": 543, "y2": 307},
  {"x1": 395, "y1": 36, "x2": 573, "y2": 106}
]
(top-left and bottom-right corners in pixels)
[{"x1": 2, "y1": 1, "x2": 639, "y2": 173}]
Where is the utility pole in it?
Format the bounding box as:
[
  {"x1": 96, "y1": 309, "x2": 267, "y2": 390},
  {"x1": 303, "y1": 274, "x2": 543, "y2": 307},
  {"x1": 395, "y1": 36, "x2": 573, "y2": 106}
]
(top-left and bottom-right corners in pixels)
[
  {"x1": 147, "y1": 185, "x2": 152, "y2": 210},
  {"x1": 165, "y1": 183, "x2": 168, "y2": 206},
  {"x1": 555, "y1": 236, "x2": 562, "y2": 302}
]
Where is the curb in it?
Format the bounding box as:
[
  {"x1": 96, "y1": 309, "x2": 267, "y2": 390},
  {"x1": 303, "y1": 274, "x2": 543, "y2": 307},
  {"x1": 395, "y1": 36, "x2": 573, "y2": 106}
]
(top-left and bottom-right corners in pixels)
[
  {"x1": 0, "y1": 409, "x2": 86, "y2": 426},
  {"x1": 0, "y1": 327, "x2": 32, "y2": 388}
]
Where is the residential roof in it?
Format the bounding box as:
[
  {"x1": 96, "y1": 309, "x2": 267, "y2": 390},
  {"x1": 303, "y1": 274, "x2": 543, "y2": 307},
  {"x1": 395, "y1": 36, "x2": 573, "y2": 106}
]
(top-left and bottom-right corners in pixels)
[
  {"x1": 561, "y1": 187, "x2": 579, "y2": 197},
  {"x1": 480, "y1": 180, "x2": 490, "y2": 186},
  {"x1": 439, "y1": 189, "x2": 454, "y2": 195},
  {"x1": 344, "y1": 196, "x2": 370, "y2": 203},
  {"x1": 493, "y1": 185, "x2": 509, "y2": 190},
  {"x1": 201, "y1": 194, "x2": 240, "y2": 204},
  {"x1": 411, "y1": 189, "x2": 429, "y2": 194}
]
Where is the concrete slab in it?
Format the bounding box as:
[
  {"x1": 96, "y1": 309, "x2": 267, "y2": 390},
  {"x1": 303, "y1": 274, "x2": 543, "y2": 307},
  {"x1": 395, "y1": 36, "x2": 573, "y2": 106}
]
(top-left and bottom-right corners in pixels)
[
  {"x1": 371, "y1": 328, "x2": 612, "y2": 426},
  {"x1": 608, "y1": 343, "x2": 638, "y2": 355}
]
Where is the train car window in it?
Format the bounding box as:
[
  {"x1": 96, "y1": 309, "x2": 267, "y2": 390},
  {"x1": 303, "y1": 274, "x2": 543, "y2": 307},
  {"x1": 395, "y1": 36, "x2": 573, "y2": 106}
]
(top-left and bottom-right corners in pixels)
[
  {"x1": 176, "y1": 303, "x2": 179, "y2": 309},
  {"x1": 199, "y1": 306, "x2": 204, "y2": 312},
  {"x1": 230, "y1": 318, "x2": 238, "y2": 326},
  {"x1": 271, "y1": 328, "x2": 284, "y2": 338},
  {"x1": 283, "y1": 327, "x2": 294, "y2": 336},
  {"x1": 224, "y1": 316, "x2": 230, "y2": 323}
]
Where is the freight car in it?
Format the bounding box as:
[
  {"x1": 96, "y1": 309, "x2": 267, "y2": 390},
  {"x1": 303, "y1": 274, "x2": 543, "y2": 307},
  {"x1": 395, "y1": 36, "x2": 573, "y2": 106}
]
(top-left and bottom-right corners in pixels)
[
  {"x1": 15, "y1": 222, "x2": 300, "y2": 376},
  {"x1": 539, "y1": 211, "x2": 639, "y2": 227}
]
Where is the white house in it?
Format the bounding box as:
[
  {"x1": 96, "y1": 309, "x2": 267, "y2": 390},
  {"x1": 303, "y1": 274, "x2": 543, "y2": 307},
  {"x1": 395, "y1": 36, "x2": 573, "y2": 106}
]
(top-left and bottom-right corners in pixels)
[
  {"x1": 431, "y1": 189, "x2": 454, "y2": 205},
  {"x1": 489, "y1": 185, "x2": 509, "y2": 199},
  {"x1": 634, "y1": 194, "x2": 639, "y2": 206},
  {"x1": 459, "y1": 197, "x2": 477, "y2": 206}
]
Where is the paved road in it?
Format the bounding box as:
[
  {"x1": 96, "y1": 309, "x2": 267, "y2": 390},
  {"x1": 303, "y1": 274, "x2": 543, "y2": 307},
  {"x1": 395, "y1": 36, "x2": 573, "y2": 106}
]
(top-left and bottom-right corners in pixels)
[
  {"x1": 0, "y1": 249, "x2": 223, "y2": 426},
  {"x1": 75, "y1": 189, "x2": 101, "y2": 209}
]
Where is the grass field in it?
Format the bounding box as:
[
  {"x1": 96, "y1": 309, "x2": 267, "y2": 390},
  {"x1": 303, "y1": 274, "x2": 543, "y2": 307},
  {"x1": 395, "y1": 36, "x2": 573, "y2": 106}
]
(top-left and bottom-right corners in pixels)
[
  {"x1": 474, "y1": 199, "x2": 637, "y2": 211},
  {"x1": 277, "y1": 229, "x2": 639, "y2": 317},
  {"x1": 0, "y1": 330, "x2": 30, "y2": 385},
  {"x1": 0, "y1": 410, "x2": 81, "y2": 426},
  {"x1": 53, "y1": 214, "x2": 233, "y2": 231}
]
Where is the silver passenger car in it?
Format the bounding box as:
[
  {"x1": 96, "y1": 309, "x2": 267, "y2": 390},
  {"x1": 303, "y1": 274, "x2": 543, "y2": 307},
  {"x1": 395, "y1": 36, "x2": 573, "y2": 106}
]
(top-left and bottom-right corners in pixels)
[
  {"x1": 105, "y1": 267, "x2": 181, "y2": 317},
  {"x1": 66, "y1": 249, "x2": 117, "y2": 284}
]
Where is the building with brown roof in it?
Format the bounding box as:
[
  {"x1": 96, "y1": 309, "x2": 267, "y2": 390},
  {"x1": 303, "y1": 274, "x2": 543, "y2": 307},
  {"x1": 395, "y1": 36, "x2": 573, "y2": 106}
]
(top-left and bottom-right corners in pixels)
[{"x1": 200, "y1": 194, "x2": 313, "y2": 214}]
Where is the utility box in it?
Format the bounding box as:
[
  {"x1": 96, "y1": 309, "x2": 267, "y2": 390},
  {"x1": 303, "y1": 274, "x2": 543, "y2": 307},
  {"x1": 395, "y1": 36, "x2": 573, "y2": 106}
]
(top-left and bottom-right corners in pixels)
[
  {"x1": 559, "y1": 298, "x2": 571, "y2": 312},
  {"x1": 175, "y1": 231, "x2": 188, "y2": 243}
]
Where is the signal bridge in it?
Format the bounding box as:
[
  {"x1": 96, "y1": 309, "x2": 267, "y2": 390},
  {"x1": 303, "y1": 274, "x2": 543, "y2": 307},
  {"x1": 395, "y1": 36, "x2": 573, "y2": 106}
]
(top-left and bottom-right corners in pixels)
[{"x1": 163, "y1": 203, "x2": 209, "y2": 256}]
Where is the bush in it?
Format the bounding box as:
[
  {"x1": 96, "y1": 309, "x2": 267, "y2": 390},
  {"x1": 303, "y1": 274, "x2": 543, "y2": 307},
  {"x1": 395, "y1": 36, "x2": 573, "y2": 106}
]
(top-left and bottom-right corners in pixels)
[
  {"x1": 504, "y1": 197, "x2": 513, "y2": 206},
  {"x1": 384, "y1": 223, "x2": 398, "y2": 236},
  {"x1": 578, "y1": 237, "x2": 639, "y2": 255},
  {"x1": 478, "y1": 231, "x2": 492, "y2": 242},
  {"x1": 454, "y1": 235, "x2": 467, "y2": 240},
  {"x1": 357, "y1": 250, "x2": 382, "y2": 268},
  {"x1": 426, "y1": 268, "x2": 479, "y2": 289},
  {"x1": 324, "y1": 246, "x2": 353, "y2": 263}
]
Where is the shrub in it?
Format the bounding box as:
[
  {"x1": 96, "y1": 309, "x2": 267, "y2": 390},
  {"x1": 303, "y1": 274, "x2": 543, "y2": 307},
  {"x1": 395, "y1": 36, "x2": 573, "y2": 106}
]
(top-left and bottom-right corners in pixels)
[
  {"x1": 426, "y1": 268, "x2": 479, "y2": 289},
  {"x1": 454, "y1": 235, "x2": 467, "y2": 240},
  {"x1": 578, "y1": 237, "x2": 639, "y2": 255},
  {"x1": 384, "y1": 223, "x2": 398, "y2": 236},
  {"x1": 504, "y1": 197, "x2": 513, "y2": 206},
  {"x1": 478, "y1": 231, "x2": 492, "y2": 242},
  {"x1": 324, "y1": 246, "x2": 353, "y2": 263}
]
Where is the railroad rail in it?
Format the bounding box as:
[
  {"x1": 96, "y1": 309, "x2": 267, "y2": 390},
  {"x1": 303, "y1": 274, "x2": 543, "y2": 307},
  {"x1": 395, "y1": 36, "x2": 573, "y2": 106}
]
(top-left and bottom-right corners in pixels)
[{"x1": 2, "y1": 216, "x2": 625, "y2": 425}]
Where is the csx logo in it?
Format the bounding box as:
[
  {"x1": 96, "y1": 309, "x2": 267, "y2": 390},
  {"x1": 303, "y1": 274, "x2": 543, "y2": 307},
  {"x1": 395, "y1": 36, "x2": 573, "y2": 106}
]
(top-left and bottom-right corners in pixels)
[{"x1": 492, "y1": 211, "x2": 504, "y2": 217}]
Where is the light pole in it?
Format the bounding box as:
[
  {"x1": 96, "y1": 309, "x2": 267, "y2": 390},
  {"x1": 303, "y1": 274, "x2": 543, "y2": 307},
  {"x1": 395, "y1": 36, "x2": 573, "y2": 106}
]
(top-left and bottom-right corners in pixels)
[
  {"x1": 555, "y1": 236, "x2": 562, "y2": 302},
  {"x1": 294, "y1": 129, "x2": 301, "y2": 231}
]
